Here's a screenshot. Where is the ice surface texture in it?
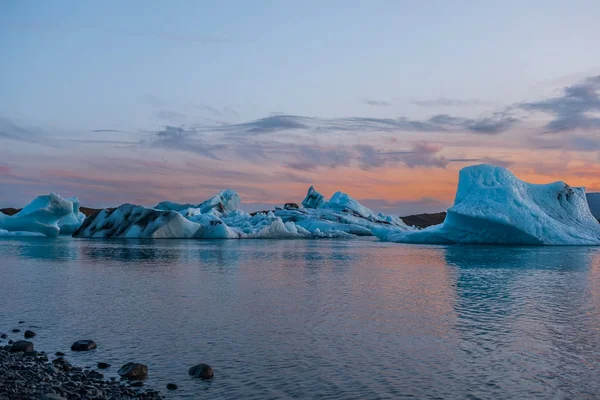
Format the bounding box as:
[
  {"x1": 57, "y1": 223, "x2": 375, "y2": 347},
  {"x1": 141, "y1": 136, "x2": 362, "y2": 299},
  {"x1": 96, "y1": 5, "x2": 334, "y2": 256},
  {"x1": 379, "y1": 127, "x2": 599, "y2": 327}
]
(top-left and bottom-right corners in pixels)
[
  {"x1": 0, "y1": 193, "x2": 83, "y2": 237},
  {"x1": 375, "y1": 164, "x2": 600, "y2": 245},
  {"x1": 73, "y1": 189, "x2": 407, "y2": 239}
]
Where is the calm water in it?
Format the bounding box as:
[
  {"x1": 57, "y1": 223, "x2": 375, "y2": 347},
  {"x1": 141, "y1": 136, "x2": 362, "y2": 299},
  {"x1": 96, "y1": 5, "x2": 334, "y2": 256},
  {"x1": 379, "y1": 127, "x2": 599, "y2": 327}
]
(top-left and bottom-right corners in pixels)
[{"x1": 1, "y1": 238, "x2": 600, "y2": 399}]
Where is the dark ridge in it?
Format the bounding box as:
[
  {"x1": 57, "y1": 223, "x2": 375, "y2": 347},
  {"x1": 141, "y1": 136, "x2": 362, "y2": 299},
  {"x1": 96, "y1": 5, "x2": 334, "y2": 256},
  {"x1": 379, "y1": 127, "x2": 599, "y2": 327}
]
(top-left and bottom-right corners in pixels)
[
  {"x1": 250, "y1": 210, "x2": 271, "y2": 217},
  {"x1": 73, "y1": 210, "x2": 103, "y2": 237},
  {"x1": 401, "y1": 212, "x2": 447, "y2": 229},
  {"x1": 79, "y1": 207, "x2": 102, "y2": 217},
  {"x1": 0, "y1": 208, "x2": 20, "y2": 216}
]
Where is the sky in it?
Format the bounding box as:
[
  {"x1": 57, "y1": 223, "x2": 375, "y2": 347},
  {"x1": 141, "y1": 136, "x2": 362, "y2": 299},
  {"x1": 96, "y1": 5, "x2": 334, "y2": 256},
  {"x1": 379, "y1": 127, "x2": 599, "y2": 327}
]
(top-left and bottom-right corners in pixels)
[{"x1": 2, "y1": 0, "x2": 600, "y2": 215}]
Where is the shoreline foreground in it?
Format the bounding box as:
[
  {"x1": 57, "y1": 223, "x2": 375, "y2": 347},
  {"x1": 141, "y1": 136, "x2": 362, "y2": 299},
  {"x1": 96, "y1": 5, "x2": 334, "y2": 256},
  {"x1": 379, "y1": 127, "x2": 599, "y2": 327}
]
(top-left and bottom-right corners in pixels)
[{"x1": 0, "y1": 326, "x2": 165, "y2": 400}]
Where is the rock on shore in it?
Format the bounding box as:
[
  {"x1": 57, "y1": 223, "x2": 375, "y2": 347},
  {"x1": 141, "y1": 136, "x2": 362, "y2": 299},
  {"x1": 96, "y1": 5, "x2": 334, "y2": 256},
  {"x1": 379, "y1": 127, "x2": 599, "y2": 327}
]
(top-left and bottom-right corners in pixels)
[{"x1": 0, "y1": 347, "x2": 163, "y2": 399}]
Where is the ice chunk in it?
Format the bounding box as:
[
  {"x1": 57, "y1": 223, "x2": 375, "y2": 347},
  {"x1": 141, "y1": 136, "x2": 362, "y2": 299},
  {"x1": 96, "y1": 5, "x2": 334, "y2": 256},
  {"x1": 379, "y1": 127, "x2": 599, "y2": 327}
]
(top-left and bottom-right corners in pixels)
[
  {"x1": 57, "y1": 197, "x2": 86, "y2": 235},
  {"x1": 277, "y1": 186, "x2": 411, "y2": 236},
  {"x1": 0, "y1": 193, "x2": 76, "y2": 237},
  {"x1": 74, "y1": 204, "x2": 201, "y2": 238},
  {"x1": 155, "y1": 189, "x2": 241, "y2": 215},
  {"x1": 301, "y1": 186, "x2": 327, "y2": 209},
  {"x1": 375, "y1": 164, "x2": 600, "y2": 245}
]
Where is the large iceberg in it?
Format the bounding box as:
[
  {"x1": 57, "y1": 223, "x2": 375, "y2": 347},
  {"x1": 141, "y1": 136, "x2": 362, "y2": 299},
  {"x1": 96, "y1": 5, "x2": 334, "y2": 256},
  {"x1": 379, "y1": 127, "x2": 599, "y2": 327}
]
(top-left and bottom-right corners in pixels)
[
  {"x1": 0, "y1": 193, "x2": 84, "y2": 237},
  {"x1": 74, "y1": 187, "x2": 407, "y2": 239},
  {"x1": 375, "y1": 164, "x2": 600, "y2": 245}
]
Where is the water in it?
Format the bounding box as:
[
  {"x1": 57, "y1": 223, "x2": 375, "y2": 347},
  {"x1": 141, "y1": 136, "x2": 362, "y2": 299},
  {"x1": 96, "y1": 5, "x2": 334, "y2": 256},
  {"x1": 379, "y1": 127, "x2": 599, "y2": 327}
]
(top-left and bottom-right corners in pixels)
[{"x1": 1, "y1": 237, "x2": 600, "y2": 399}]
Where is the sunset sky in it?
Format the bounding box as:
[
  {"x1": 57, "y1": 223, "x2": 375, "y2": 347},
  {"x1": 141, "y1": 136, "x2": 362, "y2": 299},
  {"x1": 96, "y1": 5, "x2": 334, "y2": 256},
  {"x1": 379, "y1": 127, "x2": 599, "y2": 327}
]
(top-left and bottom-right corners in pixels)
[{"x1": 2, "y1": 1, "x2": 600, "y2": 215}]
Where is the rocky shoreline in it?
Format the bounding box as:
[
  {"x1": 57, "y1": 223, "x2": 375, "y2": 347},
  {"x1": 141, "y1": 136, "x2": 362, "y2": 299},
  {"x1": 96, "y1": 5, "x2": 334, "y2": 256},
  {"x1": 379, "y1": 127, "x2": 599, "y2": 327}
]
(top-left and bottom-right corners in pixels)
[{"x1": 0, "y1": 327, "x2": 165, "y2": 400}]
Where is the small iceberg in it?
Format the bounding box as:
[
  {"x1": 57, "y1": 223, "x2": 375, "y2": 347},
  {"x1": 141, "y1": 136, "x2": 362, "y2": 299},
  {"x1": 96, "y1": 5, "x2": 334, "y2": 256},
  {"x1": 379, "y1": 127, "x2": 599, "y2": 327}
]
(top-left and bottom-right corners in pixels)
[{"x1": 0, "y1": 194, "x2": 84, "y2": 237}]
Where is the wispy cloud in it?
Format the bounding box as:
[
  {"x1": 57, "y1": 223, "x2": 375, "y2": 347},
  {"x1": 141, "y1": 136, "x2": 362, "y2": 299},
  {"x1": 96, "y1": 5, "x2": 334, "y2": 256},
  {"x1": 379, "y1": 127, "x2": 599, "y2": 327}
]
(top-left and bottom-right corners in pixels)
[
  {"x1": 155, "y1": 110, "x2": 186, "y2": 122},
  {"x1": 448, "y1": 156, "x2": 514, "y2": 168},
  {"x1": 384, "y1": 142, "x2": 449, "y2": 168},
  {"x1": 427, "y1": 112, "x2": 519, "y2": 135},
  {"x1": 412, "y1": 97, "x2": 498, "y2": 107},
  {"x1": 147, "y1": 126, "x2": 219, "y2": 159},
  {"x1": 201, "y1": 113, "x2": 519, "y2": 136},
  {"x1": 91, "y1": 129, "x2": 125, "y2": 133},
  {"x1": 364, "y1": 99, "x2": 392, "y2": 106},
  {"x1": 0, "y1": 117, "x2": 41, "y2": 143},
  {"x1": 520, "y1": 75, "x2": 600, "y2": 132}
]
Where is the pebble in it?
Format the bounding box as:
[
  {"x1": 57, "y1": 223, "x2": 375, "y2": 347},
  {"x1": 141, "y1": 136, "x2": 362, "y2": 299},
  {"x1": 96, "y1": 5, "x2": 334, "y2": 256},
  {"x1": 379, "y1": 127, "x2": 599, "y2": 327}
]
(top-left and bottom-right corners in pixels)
[
  {"x1": 188, "y1": 363, "x2": 214, "y2": 379},
  {"x1": 70, "y1": 340, "x2": 97, "y2": 351},
  {"x1": 118, "y1": 362, "x2": 148, "y2": 380},
  {"x1": 97, "y1": 362, "x2": 111, "y2": 369},
  {"x1": 24, "y1": 330, "x2": 36, "y2": 338},
  {"x1": 10, "y1": 340, "x2": 34, "y2": 353},
  {"x1": 0, "y1": 347, "x2": 163, "y2": 399},
  {"x1": 166, "y1": 383, "x2": 178, "y2": 390}
]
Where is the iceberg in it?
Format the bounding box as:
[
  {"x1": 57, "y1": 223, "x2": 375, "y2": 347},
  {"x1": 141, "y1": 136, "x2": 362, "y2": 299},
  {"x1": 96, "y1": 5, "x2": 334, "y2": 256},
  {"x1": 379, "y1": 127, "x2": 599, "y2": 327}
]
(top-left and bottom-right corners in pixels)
[
  {"x1": 0, "y1": 193, "x2": 82, "y2": 237},
  {"x1": 274, "y1": 186, "x2": 411, "y2": 236},
  {"x1": 73, "y1": 187, "x2": 407, "y2": 239},
  {"x1": 375, "y1": 164, "x2": 600, "y2": 245}
]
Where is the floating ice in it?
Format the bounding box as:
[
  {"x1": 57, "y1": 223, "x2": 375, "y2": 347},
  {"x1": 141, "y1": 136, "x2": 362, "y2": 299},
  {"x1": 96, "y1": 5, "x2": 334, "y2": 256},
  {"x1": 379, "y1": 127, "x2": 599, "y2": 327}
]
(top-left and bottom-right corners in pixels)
[
  {"x1": 374, "y1": 164, "x2": 600, "y2": 245},
  {"x1": 155, "y1": 190, "x2": 241, "y2": 215},
  {"x1": 0, "y1": 193, "x2": 80, "y2": 237},
  {"x1": 57, "y1": 197, "x2": 87, "y2": 235},
  {"x1": 274, "y1": 186, "x2": 411, "y2": 236},
  {"x1": 74, "y1": 187, "x2": 407, "y2": 239}
]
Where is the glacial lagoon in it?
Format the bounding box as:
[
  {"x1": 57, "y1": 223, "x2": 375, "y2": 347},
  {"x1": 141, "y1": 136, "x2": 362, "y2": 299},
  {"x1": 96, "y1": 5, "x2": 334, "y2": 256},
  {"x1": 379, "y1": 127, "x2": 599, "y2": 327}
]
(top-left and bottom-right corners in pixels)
[{"x1": 1, "y1": 237, "x2": 600, "y2": 399}]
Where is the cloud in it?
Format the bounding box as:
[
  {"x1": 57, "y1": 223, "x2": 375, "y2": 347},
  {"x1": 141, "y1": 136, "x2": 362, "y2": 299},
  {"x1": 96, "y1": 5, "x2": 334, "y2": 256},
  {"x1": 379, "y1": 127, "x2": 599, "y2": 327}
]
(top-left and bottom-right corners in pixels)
[
  {"x1": 412, "y1": 97, "x2": 498, "y2": 107},
  {"x1": 155, "y1": 110, "x2": 186, "y2": 122},
  {"x1": 92, "y1": 129, "x2": 125, "y2": 133},
  {"x1": 392, "y1": 142, "x2": 449, "y2": 168},
  {"x1": 225, "y1": 115, "x2": 310, "y2": 134},
  {"x1": 285, "y1": 146, "x2": 353, "y2": 170},
  {"x1": 148, "y1": 126, "x2": 218, "y2": 159},
  {"x1": 0, "y1": 117, "x2": 41, "y2": 143},
  {"x1": 223, "y1": 107, "x2": 240, "y2": 118},
  {"x1": 520, "y1": 75, "x2": 600, "y2": 132},
  {"x1": 364, "y1": 99, "x2": 392, "y2": 106},
  {"x1": 198, "y1": 105, "x2": 224, "y2": 117},
  {"x1": 427, "y1": 113, "x2": 518, "y2": 134},
  {"x1": 207, "y1": 113, "x2": 518, "y2": 136},
  {"x1": 448, "y1": 157, "x2": 514, "y2": 168},
  {"x1": 284, "y1": 142, "x2": 448, "y2": 171},
  {"x1": 527, "y1": 134, "x2": 600, "y2": 152},
  {"x1": 0, "y1": 166, "x2": 11, "y2": 175}
]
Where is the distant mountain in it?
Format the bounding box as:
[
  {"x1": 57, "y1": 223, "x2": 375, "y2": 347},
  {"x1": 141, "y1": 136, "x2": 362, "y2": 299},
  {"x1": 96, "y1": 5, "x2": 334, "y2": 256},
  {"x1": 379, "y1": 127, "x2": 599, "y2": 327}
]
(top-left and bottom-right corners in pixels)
[
  {"x1": 400, "y1": 212, "x2": 446, "y2": 229},
  {"x1": 588, "y1": 193, "x2": 600, "y2": 219}
]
